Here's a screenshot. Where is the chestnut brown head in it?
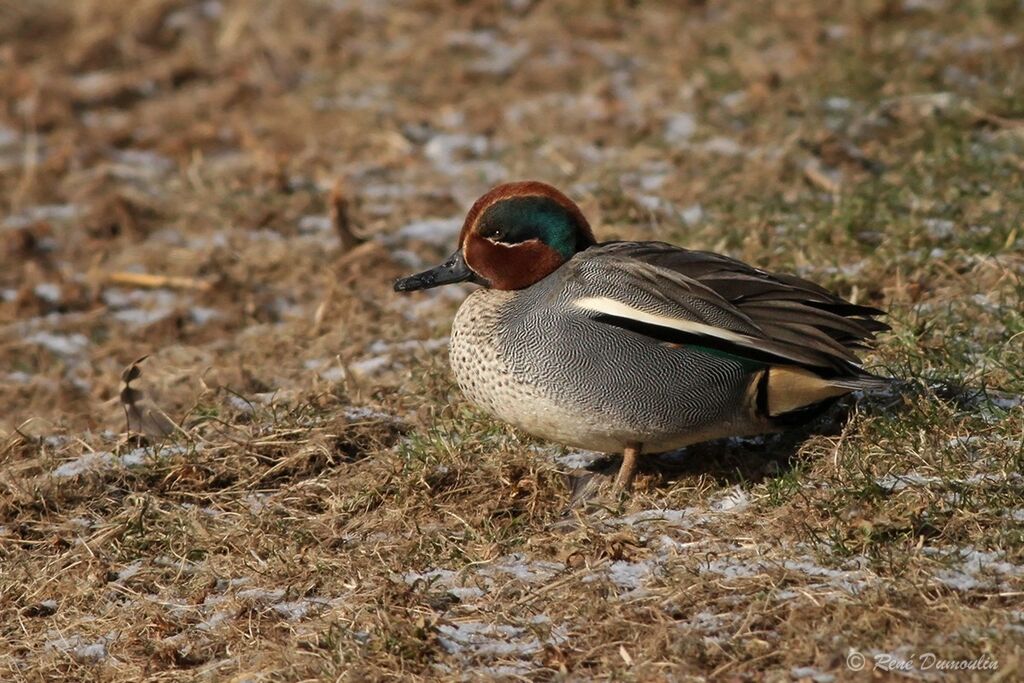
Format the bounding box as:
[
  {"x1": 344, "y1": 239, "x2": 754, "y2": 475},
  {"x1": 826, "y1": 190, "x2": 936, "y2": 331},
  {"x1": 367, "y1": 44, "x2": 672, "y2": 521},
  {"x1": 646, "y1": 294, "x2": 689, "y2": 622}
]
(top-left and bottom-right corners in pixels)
[{"x1": 394, "y1": 181, "x2": 595, "y2": 293}]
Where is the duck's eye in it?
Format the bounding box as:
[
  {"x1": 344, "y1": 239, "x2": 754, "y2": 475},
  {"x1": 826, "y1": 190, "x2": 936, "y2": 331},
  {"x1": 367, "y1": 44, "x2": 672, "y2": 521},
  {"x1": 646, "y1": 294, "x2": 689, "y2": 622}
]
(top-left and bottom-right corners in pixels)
[{"x1": 479, "y1": 225, "x2": 503, "y2": 240}]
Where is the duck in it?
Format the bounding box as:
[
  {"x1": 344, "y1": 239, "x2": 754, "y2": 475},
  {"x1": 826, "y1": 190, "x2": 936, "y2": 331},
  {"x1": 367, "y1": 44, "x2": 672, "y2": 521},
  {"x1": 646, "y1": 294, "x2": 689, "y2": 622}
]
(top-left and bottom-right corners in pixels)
[{"x1": 394, "y1": 181, "x2": 889, "y2": 492}]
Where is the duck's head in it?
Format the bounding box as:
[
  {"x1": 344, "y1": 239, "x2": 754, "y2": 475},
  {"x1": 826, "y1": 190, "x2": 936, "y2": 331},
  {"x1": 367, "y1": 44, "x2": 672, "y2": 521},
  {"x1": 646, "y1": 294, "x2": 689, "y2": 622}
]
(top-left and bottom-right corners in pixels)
[{"x1": 394, "y1": 181, "x2": 595, "y2": 292}]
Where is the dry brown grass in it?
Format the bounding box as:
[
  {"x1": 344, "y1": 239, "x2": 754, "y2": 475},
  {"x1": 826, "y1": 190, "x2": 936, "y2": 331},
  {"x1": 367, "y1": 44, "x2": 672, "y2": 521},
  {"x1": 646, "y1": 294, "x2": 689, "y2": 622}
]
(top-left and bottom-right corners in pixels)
[{"x1": 2, "y1": 1, "x2": 1023, "y2": 680}]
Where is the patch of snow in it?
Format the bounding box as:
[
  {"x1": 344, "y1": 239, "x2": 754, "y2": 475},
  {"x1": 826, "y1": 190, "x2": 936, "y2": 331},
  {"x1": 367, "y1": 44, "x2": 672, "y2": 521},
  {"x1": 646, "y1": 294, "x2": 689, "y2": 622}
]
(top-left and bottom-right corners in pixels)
[
  {"x1": 120, "y1": 448, "x2": 153, "y2": 467},
  {"x1": 987, "y1": 394, "x2": 1022, "y2": 410},
  {"x1": 548, "y1": 448, "x2": 604, "y2": 469},
  {"x1": 954, "y1": 33, "x2": 1020, "y2": 55},
  {"x1": 448, "y1": 586, "x2": 486, "y2": 601},
  {"x1": 114, "y1": 561, "x2": 144, "y2": 583},
  {"x1": 273, "y1": 598, "x2": 329, "y2": 620},
  {"x1": 0, "y1": 125, "x2": 18, "y2": 147},
  {"x1": 153, "y1": 555, "x2": 202, "y2": 574},
  {"x1": 698, "y1": 136, "x2": 744, "y2": 156},
  {"x1": 71, "y1": 70, "x2": 121, "y2": 98},
  {"x1": 479, "y1": 554, "x2": 561, "y2": 583},
  {"x1": 347, "y1": 355, "x2": 392, "y2": 377},
  {"x1": 423, "y1": 133, "x2": 505, "y2": 182},
  {"x1": 196, "y1": 610, "x2": 231, "y2": 632},
  {"x1": 360, "y1": 182, "x2": 421, "y2": 200},
  {"x1": 824, "y1": 25, "x2": 850, "y2": 41},
  {"x1": 712, "y1": 486, "x2": 749, "y2": 513},
  {"x1": 114, "y1": 307, "x2": 175, "y2": 327},
  {"x1": 52, "y1": 445, "x2": 187, "y2": 478},
  {"x1": 702, "y1": 557, "x2": 764, "y2": 579},
  {"x1": 305, "y1": 357, "x2": 350, "y2": 382},
  {"x1": 318, "y1": 366, "x2": 347, "y2": 383},
  {"x1": 245, "y1": 494, "x2": 269, "y2": 515},
  {"x1": 875, "y1": 472, "x2": 941, "y2": 492},
  {"x1": 180, "y1": 503, "x2": 224, "y2": 518},
  {"x1": 970, "y1": 292, "x2": 1000, "y2": 312},
  {"x1": 791, "y1": 666, "x2": 836, "y2": 682},
  {"x1": 190, "y1": 307, "x2": 221, "y2": 325},
  {"x1": 404, "y1": 557, "x2": 560, "y2": 604},
  {"x1": 33, "y1": 283, "x2": 62, "y2": 303},
  {"x1": 680, "y1": 203, "x2": 704, "y2": 226},
  {"x1": 225, "y1": 394, "x2": 254, "y2": 414},
  {"x1": 343, "y1": 406, "x2": 395, "y2": 422},
  {"x1": 720, "y1": 91, "x2": 746, "y2": 109},
  {"x1": 637, "y1": 173, "x2": 667, "y2": 192},
  {"x1": 424, "y1": 134, "x2": 487, "y2": 171},
  {"x1": 929, "y1": 547, "x2": 1024, "y2": 591},
  {"x1": 394, "y1": 217, "x2": 463, "y2": 246},
  {"x1": 52, "y1": 451, "x2": 113, "y2": 478},
  {"x1": 962, "y1": 472, "x2": 1022, "y2": 485},
  {"x1": 404, "y1": 568, "x2": 459, "y2": 586},
  {"x1": 664, "y1": 112, "x2": 697, "y2": 144},
  {"x1": 27, "y1": 331, "x2": 89, "y2": 357},
  {"x1": 923, "y1": 217, "x2": 955, "y2": 240},
  {"x1": 298, "y1": 215, "x2": 332, "y2": 234},
  {"x1": 824, "y1": 97, "x2": 852, "y2": 111},
  {"x1": 390, "y1": 249, "x2": 424, "y2": 269},
  {"x1": 214, "y1": 577, "x2": 251, "y2": 592},
  {"x1": 876, "y1": 470, "x2": 1021, "y2": 493},
  {"x1": 606, "y1": 559, "x2": 658, "y2": 590},
  {"x1": 781, "y1": 559, "x2": 870, "y2": 594},
  {"x1": 436, "y1": 620, "x2": 565, "y2": 658},
  {"x1": 108, "y1": 148, "x2": 175, "y2": 180},
  {"x1": 632, "y1": 193, "x2": 673, "y2": 215},
  {"x1": 686, "y1": 610, "x2": 726, "y2": 633},
  {"x1": 4, "y1": 204, "x2": 80, "y2": 230},
  {"x1": 903, "y1": 0, "x2": 945, "y2": 11},
  {"x1": 446, "y1": 30, "x2": 529, "y2": 76},
  {"x1": 104, "y1": 288, "x2": 182, "y2": 328},
  {"x1": 313, "y1": 83, "x2": 393, "y2": 112},
  {"x1": 366, "y1": 337, "x2": 449, "y2": 355},
  {"x1": 44, "y1": 632, "x2": 116, "y2": 662}
]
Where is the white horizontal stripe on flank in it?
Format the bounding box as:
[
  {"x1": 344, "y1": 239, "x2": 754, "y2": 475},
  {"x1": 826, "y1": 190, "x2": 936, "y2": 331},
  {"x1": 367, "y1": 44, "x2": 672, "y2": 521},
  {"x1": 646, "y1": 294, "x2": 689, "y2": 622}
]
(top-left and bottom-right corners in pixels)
[{"x1": 573, "y1": 296, "x2": 753, "y2": 346}]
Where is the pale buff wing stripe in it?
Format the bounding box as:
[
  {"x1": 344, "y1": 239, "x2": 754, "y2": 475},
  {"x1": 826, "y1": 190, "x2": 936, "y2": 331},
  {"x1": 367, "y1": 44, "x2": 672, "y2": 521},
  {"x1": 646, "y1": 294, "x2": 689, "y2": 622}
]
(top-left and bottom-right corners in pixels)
[
  {"x1": 765, "y1": 365, "x2": 852, "y2": 416},
  {"x1": 573, "y1": 296, "x2": 757, "y2": 346}
]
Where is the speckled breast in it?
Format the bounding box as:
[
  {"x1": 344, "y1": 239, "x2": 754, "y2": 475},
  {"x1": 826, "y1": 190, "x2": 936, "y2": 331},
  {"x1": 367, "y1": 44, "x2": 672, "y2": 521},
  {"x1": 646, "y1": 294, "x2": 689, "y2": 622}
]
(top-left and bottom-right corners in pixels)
[
  {"x1": 449, "y1": 291, "x2": 554, "y2": 417},
  {"x1": 448, "y1": 289, "x2": 614, "y2": 450}
]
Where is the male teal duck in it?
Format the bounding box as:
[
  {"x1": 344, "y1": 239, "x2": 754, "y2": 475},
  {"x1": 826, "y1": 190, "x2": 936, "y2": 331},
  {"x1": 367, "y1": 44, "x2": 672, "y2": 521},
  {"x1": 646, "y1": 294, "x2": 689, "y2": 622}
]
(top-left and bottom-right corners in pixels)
[{"x1": 394, "y1": 181, "x2": 889, "y2": 491}]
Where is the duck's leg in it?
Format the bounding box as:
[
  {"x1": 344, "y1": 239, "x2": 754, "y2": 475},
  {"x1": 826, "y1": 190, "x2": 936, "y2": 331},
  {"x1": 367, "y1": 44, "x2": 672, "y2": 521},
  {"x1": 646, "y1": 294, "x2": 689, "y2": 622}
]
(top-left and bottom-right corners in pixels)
[{"x1": 613, "y1": 443, "x2": 642, "y2": 493}]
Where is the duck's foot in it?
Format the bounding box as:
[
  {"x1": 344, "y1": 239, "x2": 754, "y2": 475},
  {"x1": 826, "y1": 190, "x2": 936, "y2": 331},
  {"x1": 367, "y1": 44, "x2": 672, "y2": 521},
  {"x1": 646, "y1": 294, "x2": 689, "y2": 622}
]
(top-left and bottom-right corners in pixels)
[{"x1": 612, "y1": 443, "x2": 641, "y2": 494}]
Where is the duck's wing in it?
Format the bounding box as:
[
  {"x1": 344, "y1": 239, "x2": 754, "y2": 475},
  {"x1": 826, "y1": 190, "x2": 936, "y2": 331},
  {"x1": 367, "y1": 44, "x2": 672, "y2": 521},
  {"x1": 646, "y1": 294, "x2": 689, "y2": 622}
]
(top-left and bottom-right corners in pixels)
[{"x1": 566, "y1": 241, "x2": 888, "y2": 376}]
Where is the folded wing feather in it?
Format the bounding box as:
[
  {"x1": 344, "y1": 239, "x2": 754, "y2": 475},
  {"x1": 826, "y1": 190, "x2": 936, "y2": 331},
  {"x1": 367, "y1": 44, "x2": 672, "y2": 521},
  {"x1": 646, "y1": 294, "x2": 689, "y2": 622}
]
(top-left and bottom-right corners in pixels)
[{"x1": 569, "y1": 242, "x2": 888, "y2": 376}]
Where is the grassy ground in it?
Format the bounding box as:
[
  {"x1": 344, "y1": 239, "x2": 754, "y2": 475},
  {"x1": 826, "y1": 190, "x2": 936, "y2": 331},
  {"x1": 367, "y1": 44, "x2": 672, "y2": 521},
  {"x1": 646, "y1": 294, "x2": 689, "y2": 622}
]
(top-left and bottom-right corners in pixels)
[{"x1": 2, "y1": 1, "x2": 1023, "y2": 680}]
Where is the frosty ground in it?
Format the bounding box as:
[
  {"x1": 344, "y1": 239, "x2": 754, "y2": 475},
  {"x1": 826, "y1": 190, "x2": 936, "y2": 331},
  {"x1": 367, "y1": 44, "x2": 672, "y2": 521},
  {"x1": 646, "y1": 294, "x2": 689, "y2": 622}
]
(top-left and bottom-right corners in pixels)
[{"x1": 1, "y1": 1, "x2": 1023, "y2": 680}]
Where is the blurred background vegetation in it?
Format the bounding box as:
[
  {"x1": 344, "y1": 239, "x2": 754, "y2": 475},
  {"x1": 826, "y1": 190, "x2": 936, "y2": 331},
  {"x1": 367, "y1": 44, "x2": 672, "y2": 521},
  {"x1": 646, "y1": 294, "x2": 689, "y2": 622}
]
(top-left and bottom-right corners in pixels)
[{"x1": 1, "y1": 1, "x2": 1022, "y2": 680}]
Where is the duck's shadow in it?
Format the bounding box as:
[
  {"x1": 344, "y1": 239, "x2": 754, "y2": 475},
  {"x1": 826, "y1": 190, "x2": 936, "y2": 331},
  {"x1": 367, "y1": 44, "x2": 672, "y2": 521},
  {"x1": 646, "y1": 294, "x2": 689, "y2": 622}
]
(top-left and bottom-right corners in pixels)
[
  {"x1": 564, "y1": 396, "x2": 878, "y2": 501},
  {"x1": 564, "y1": 379, "x2": 1018, "y2": 501}
]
